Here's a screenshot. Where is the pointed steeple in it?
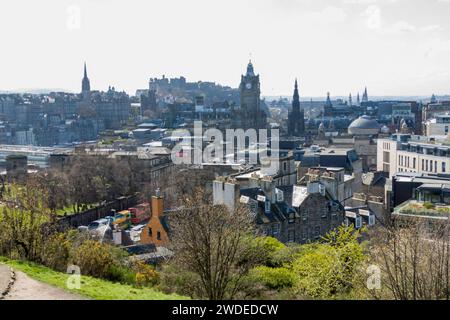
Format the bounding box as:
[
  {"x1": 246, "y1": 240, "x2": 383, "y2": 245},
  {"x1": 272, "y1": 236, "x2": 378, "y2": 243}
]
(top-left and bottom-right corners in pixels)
[
  {"x1": 246, "y1": 60, "x2": 255, "y2": 77},
  {"x1": 356, "y1": 92, "x2": 360, "y2": 106},
  {"x1": 292, "y1": 78, "x2": 300, "y2": 113},
  {"x1": 82, "y1": 61, "x2": 91, "y2": 98},
  {"x1": 288, "y1": 78, "x2": 305, "y2": 137},
  {"x1": 84, "y1": 62, "x2": 88, "y2": 78},
  {"x1": 362, "y1": 87, "x2": 368, "y2": 102},
  {"x1": 349, "y1": 93, "x2": 352, "y2": 106},
  {"x1": 325, "y1": 92, "x2": 332, "y2": 107}
]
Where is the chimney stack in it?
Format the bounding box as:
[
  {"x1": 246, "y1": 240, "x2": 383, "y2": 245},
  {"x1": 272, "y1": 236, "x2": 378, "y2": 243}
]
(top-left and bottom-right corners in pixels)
[{"x1": 151, "y1": 188, "x2": 163, "y2": 218}]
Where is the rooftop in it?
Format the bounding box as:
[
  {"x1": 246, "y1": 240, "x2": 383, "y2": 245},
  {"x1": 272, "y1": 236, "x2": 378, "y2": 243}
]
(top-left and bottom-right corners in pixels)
[{"x1": 394, "y1": 200, "x2": 450, "y2": 220}]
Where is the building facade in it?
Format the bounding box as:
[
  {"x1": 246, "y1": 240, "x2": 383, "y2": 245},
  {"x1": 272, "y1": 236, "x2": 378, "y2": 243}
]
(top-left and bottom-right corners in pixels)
[
  {"x1": 233, "y1": 61, "x2": 267, "y2": 130},
  {"x1": 378, "y1": 134, "x2": 450, "y2": 178}
]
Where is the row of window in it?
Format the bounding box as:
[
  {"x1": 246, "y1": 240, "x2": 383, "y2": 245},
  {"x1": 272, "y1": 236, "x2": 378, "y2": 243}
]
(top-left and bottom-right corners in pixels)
[
  {"x1": 287, "y1": 227, "x2": 321, "y2": 243},
  {"x1": 420, "y1": 158, "x2": 445, "y2": 173},
  {"x1": 265, "y1": 225, "x2": 322, "y2": 243},
  {"x1": 398, "y1": 155, "x2": 416, "y2": 169},
  {"x1": 398, "y1": 155, "x2": 447, "y2": 173}
]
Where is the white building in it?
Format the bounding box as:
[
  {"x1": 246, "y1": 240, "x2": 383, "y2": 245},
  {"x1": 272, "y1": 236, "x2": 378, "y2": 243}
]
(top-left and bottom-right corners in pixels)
[
  {"x1": 425, "y1": 113, "x2": 450, "y2": 136},
  {"x1": 377, "y1": 134, "x2": 450, "y2": 178}
]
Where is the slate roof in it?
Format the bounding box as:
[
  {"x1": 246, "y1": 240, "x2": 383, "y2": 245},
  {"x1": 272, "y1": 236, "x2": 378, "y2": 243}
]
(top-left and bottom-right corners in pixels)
[{"x1": 240, "y1": 186, "x2": 298, "y2": 225}]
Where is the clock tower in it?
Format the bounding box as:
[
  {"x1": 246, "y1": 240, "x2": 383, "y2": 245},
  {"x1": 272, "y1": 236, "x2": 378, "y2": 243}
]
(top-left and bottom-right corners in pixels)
[{"x1": 238, "y1": 61, "x2": 266, "y2": 130}]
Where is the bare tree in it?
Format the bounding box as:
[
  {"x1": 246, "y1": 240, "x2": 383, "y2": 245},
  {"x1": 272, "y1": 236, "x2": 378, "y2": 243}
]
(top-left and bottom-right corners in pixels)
[
  {"x1": 167, "y1": 190, "x2": 259, "y2": 300},
  {"x1": 369, "y1": 219, "x2": 450, "y2": 300}
]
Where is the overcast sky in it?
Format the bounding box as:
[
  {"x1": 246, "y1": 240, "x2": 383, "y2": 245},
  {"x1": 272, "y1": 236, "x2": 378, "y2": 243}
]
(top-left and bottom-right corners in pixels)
[{"x1": 0, "y1": 0, "x2": 449, "y2": 97}]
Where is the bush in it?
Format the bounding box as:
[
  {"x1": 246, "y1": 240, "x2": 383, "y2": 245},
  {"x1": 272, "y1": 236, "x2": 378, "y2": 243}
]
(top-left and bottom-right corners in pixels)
[
  {"x1": 40, "y1": 232, "x2": 72, "y2": 272},
  {"x1": 107, "y1": 264, "x2": 136, "y2": 285},
  {"x1": 158, "y1": 264, "x2": 202, "y2": 298},
  {"x1": 131, "y1": 260, "x2": 159, "y2": 287},
  {"x1": 293, "y1": 244, "x2": 341, "y2": 298},
  {"x1": 292, "y1": 226, "x2": 367, "y2": 299},
  {"x1": 70, "y1": 240, "x2": 115, "y2": 278},
  {"x1": 252, "y1": 237, "x2": 288, "y2": 267},
  {"x1": 423, "y1": 202, "x2": 435, "y2": 209},
  {"x1": 251, "y1": 266, "x2": 296, "y2": 290}
]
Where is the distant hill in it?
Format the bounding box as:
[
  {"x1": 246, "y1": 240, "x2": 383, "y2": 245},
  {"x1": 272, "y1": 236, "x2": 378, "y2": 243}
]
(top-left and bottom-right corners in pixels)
[{"x1": 0, "y1": 88, "x2": 73, "y2": 94}]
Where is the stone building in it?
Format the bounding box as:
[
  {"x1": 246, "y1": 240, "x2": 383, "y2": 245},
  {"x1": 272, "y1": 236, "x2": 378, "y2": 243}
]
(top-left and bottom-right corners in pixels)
[
  {"x1": 232, "y1": 61, "x2": 267, "y2": 130},
  {"x1": 5, "y1": 154, "x2": 28, "y2": 181},
  {"x1": 212, "y1": 161, "x2": 359, "y2": 244}
]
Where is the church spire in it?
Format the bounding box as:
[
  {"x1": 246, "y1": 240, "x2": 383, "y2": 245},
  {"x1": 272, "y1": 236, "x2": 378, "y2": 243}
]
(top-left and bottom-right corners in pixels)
[
  {"x1": 362, "y1": 87, "x2": 368, "y2": 102},
  {"x1": 84, "y1": 62, "x2": 88, "y2": 78},
  {"x1": 292, "y1": 78, "x2": 300, "y2": 113},
  {"x1": 82, "y1": 61, "x2": 91, "y2": 98},
  {"x1": 349, "y1": 93, "x2": 352, "y2": 106},
  {"x1": 325, "y1": 92, "x2": 332, "y2": 107},
  {"x1": 288, "y1": 78, "x2": 305, "y2": 137}
]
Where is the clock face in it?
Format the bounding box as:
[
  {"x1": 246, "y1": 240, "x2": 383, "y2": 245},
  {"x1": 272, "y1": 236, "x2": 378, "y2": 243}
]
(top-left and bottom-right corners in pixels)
[{"x1": 246, "y1": 82, "x2": 252, "y2": 89}]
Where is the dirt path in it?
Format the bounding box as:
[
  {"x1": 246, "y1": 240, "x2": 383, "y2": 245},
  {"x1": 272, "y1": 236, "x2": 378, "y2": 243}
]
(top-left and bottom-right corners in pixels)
[
  {"x1": 4, "y1": 270, "x2": 86, "y2": 300},
  {"x1": 0, "y1": 265, "x2": 13, "y2": 298}
]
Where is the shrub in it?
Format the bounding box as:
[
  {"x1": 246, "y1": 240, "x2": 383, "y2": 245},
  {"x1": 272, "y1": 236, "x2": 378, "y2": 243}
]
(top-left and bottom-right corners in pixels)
[
  {"x1": 40, "y1": 232, "x2": 72, "y2": 272},
  {"x1": 423, "y1": 202, "x2": 435, "y2": 210},
  {"x1": 70, "y1": 240, "x2": 115, "y2": 278},
  {"x1": 251, "y1": 266, "x2": 296, "y2": 290},
  {"x1": 252, "y1": 237, "x2": 287, "y2": 267},
  {"x1": 131, "y1": 260, "x2": 159, "y2": 287},
  {"x1": 292, "y1": 226, "x2": 367, "y2": 299},
  {"x1": 293, "y1": 244, "x2": 341, "y2": 298},
  {"x1": 158, "y1": 264, "x2": 202, "y2": 298}
]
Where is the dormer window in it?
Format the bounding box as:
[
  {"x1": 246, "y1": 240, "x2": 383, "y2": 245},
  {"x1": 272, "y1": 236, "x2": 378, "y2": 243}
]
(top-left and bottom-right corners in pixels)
[{"x1": 288, "y1": 211, "x2": 295, "y2": 224}]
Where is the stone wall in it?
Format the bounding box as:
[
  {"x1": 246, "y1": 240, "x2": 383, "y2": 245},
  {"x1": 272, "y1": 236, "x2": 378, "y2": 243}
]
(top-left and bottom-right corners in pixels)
[{"x1": 56, "y1": 194, "x2": 139, "y2": 230}]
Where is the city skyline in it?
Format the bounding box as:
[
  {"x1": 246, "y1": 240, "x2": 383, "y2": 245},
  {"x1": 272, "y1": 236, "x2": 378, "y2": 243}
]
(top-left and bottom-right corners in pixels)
[{"x1": 1, "y1": 0, "x2": 450, "y2": 96}]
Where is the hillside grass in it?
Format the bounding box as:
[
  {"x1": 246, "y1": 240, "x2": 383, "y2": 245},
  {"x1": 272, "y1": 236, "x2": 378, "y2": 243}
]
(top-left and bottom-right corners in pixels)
[{"x1": 0, "y1": 257, "x2": 188, "y2": 300}]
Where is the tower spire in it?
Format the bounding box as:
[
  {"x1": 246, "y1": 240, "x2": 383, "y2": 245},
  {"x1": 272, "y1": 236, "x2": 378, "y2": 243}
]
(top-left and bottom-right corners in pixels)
[
  {"x1": 292, "y1": 79, "x2": 300, "y2": 113},
  {"x1": 82, "y1": 61, "x2": 91, "y2": 98},
  {"x1": 246, "y1": 60, "x2": 255, "y2": 77},
  {"x1": 288, "y1": 78, "x2": 304, "y2": 136},
  {"x1": 362, "y1": 87, "x2": 368, "y2": 102},
  {"x1": 325, "y1": 92, "x2": 332, "y2": 107}
]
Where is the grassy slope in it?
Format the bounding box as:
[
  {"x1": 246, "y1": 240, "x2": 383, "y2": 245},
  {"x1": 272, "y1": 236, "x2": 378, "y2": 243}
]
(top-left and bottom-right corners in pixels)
[{"x1": 0, "y1": 258, "x2": 188, "y2": 300}]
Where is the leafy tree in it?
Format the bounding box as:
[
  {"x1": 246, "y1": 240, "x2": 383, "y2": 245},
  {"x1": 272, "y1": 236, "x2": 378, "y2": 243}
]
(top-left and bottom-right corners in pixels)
[
  {"x1": 292, "y1": 225, "x2": 366, "y2": 299},
  {"x1": 0, "y1": 182, "x2": 52, "y2": 261}
]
